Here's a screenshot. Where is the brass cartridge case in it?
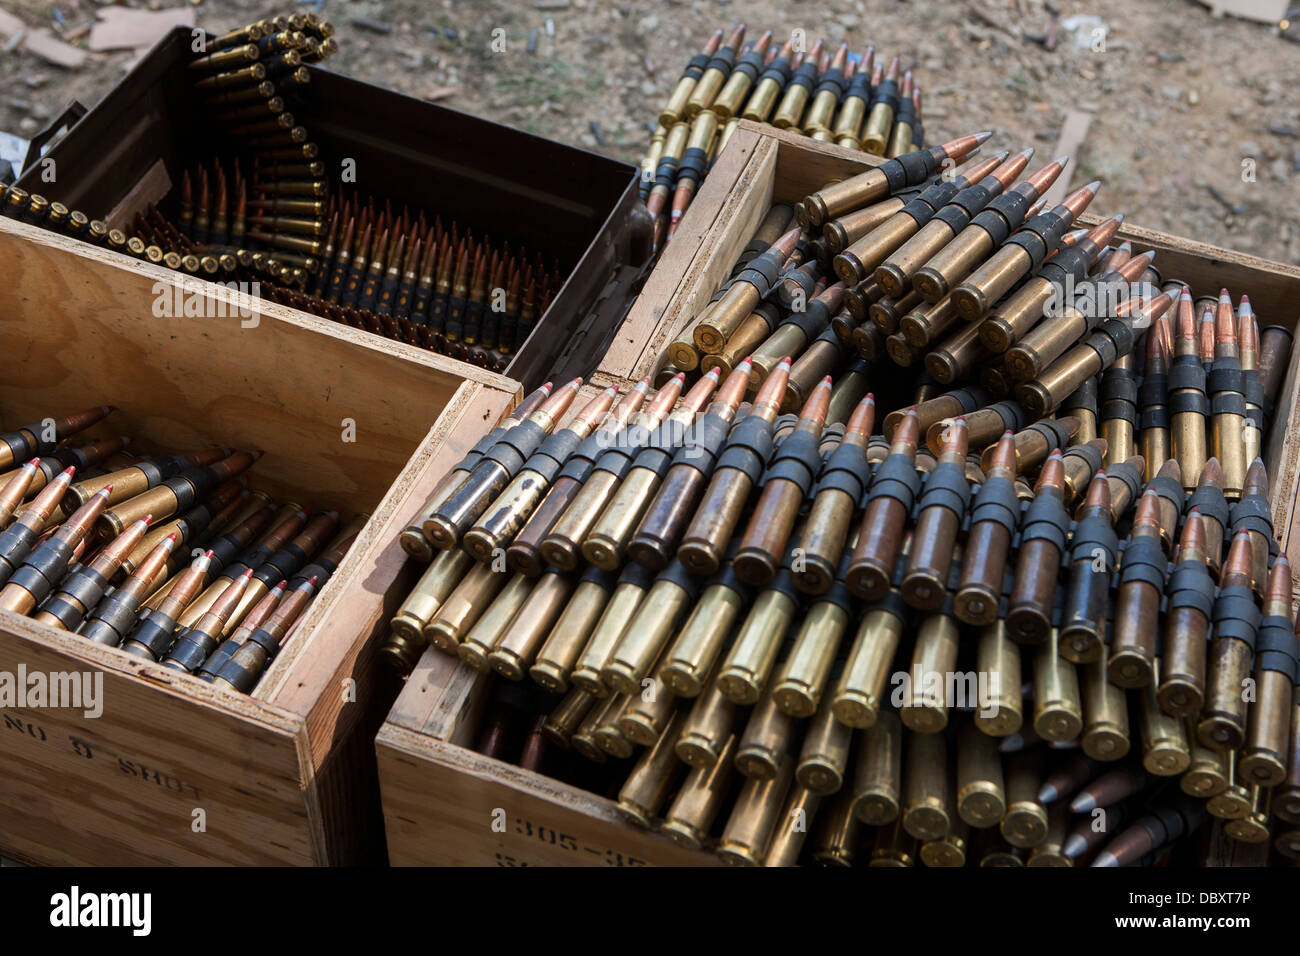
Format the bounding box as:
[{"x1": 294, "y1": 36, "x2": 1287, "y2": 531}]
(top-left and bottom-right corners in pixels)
[
  {"x1": 902, "y1": 731, "x2": 949, "y2": 841},
  {"x1": 900, "y1": 613, "x2": 960, "y2": 733},
  {"x1": 952, "y1": 244, "x2": 1031, "y2": 322},
  {"x1": 530, "y1": 571, "x2": 614, "y2": 692},
  {"x1": 662, "y1": 733, "x2": 739, "y2": 850},
  {"x1": 1159, "y1": 601, "x2": 1209, "y2": 718},
  {"x1": 899, "y1": 294, "x2": 960, "y2": 349},
  {"x1": 1027, "y1": 803, "x2": 1072, "y2": 867},
  {"x1": 1181, "y1": 730, "x2": 1229, "y2": 799},
  {"x1": 383, "y1": 547, "x2": 472, "y2": 670},
  {"x1": 1239, "y1": 667, "x2": 1292, "y2": 787},
  {"x1": 660, "y1": 576, "x2": 747, "y2": 696},
  {"x1": 1139, "y1": 675, "x2": 1192, "y2": 776},
  {"x1": 922, "y1": 817, "x2": 971, "y2": 867},
  {"x1": 1198, "y1": 632, "x2": 1254, "y2": 752},
  {"x1": 772, "y1": 599, "x2": 850, "y2": 717},
  {"x1": 716, "y1": 586, "x2": 798, "y2": 705},
  {"x1": 717, "y1": 755, "x2": 794, "y2": 866},
  {"x1": 1081, "y1": 656, "x2": 1131, "y2": 761},
  {"x1": 1273, "y1": 700, "x2": 1300, "y2": 822},
  {"x1": 541, "y1": 687, "x2": 596, "y2": 748},
  {"x1": 796, "y1": 696, "x2": 853, "y2": 794},
  {"x1": 835, "y1": 215, "x2": 923, "y2": 285},
  {"x1": 1001, "y1": 751, "x2": 1048, "y2": 848},
  {"x1": 676, "y1": 678, "x2": 736, "y2": 768},
  {"x1": 876, "y1": 217, "x2": 961, "y2": 300},
  {"x1": 540, "y1": 470, "x2": 620, "y2": 571},
  {"x1": 811, "y1": 790, "x2": 863, "y2": 866},
  {"x1": 925, "y1": 318, "x2": 990, "y2": 385},
  {"x1": 489, "y1": 569, "x2": 574, "y2": 680},
  {"x1": 764, "y1": 786, "x2": 823, "y2": 866},
  {"x1": 603, "y1": 572, "x2": 695, "y2": 695},
  {"x1": 869, "y1": 818, "x2": 918, "y2": 867},
  {"x1": 913, "y1": 225, "x2": 996, "y2": 304},
  {"x1": 823, "y1": 199, "x2": 905, "y2": 253},
  {"x1": 425, "y1": 559, "x2": 507, "y2": 652},
  {"x1": 957, "y1": 721, "x2": 1006, "y2": 827},
  {"x1": 1207, "y1": 755, "x2": 1252, "y2": 820},
  {"x1": 456, "y1": 571, "x2": 534, "y2": 671},
  {"x1": 617, "y1": 712, "x2": 686, "y2": 828},
  {"x1": 570, "y1": 572, "x2": 650, "y2": 696},
  {"x1": 619, "y1": 675, "x2": 677, "y2": 746},
  {"x1": 832, "y1": 607, "x2": 906, "y2": 728},
  {"x1": 851, "y1": 710, "x2": 902, "y2": 824},
  {"x1": 974, "y1": 621, "x2": 1023, "y2": 737},
  {"x1": 980, "y1": 275, "x2": 1056, "y2": 354},
  {"x1": 736, "y1": 688, "x2": 796, "y2": 779},
  {"x1": 1033, "y1": 629, "x2": 1083, "y2": 742}
]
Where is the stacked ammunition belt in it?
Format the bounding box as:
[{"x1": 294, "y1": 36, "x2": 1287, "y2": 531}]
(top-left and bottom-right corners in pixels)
[
  {"x1": 0, "y1": 405, "x2": 363, "y2": 693},
  {"x1": 644, "y1": 25, "x2": 925, "y2": 249},
  {"x1": 380, "y1": 135, "x2": 1296, "y2": 864}
]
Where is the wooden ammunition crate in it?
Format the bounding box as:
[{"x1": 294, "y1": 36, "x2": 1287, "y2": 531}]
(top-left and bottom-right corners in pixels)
[
  {"x1": 14, "y1": 26, "x2": 651, "y2": 393},
  {"x1": 376, "y1": 128, "x2": 1300, "y2": 867},
  {"x1": 0, "y1": 217, "x2": 520, "y2": 865}
]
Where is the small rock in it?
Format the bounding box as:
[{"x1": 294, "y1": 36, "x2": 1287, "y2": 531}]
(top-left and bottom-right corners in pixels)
[
  {"x1": 639, "y1": 80, "x2": 657, "y2": 96},
  {"x1": 1187, "y1": 89, "x2": 1199, "y2": 106},
  {"x1": 534, "y1": 0, "x2": 570, "y2": 8},
  {"x1": 1239, "y1": 140, "x2": 1261, "y2": 158},
  {"x1": 1293, "y1": 148, "x2": 1300, "y2": 173},
  {"x1": 579, "y1": 132, "x2": 596, "y2": 147},
  {"x1": 1269, "y1": 123, "x2": 1299, "y2": 138},
  {"x1": 1160, "y1": 85, "x2": 1181, "y2": 101},
  {"x1": 1271, "y1": 158, "x2": 1289, "y2": 181},
  {"x1": 351, "y1": 17, "x2": 391, "y2": 34},
  {"x1": 638, "y1": 14, "x2": 658, "y2": 31},
  {"x1": 18, "y1": 117, "x2": 38, "y2": 135}
]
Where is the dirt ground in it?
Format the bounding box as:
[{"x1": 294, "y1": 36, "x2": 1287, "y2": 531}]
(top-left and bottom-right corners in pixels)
[{"x1": 2, "y1": 0, "x2": 1298, "y2": 277}]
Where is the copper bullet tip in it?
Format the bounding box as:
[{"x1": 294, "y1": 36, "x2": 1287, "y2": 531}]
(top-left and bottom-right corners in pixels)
[
  {"x1": 1156, "y1": 458, "x2": 1182, "y2": 484},
  {"x1": 1223, "y1": 530, "x2": 1254, "y2": 579},
  {"x1": 987, "y1": 430, "x2": 1017, "y2": 473},
  {"x1": 892, "y1": 408, "x2": 921, "y2": 450},
  {"x1": 1178, "y1": 510, "x2": 1206, "y2": 554},
  {"x1": 1084, "y1": 471, "x2": 1110, "y2": 510},
  {"x1": 1243, "y1": 458, "x2": 1269, "y2": 498},
  {"x1": 1266, "y1": 557, "x2": 1292, "y2": 605},
  {"x1": 1132, "y1": 488, "x2": 1161, "y2": 526},
  {"x1": 1038, "y1": 452, "x2": 1066, "y2": 491}
]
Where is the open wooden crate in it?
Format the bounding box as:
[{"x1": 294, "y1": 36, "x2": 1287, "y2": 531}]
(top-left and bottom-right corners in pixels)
[
  {"x1": 600, "y1": 121, "x2": 1300, "y2": 574},
  {"x1": 375, "y1": 128, "x2": 1300, "y2": 866},
  {"x1": 0, "y1": 217, "x2": 520, "y2": 865}
]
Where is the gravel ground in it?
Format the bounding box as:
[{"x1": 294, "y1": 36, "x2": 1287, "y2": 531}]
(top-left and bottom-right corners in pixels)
[{"x1": 2, "y1": 0, "x2": 1297, "y2": 270}]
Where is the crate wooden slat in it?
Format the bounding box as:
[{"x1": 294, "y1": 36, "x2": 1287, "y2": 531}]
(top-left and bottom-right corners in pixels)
[
  {"x1": 0, "y1": 217, "x2": 520, "y2": 865},
  {"x1": 595, "y1": 122, "x2": 886, "y2": 388},
  {"x1": 376, "y1": 128, "x2": 1300, "y2": 867}
]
